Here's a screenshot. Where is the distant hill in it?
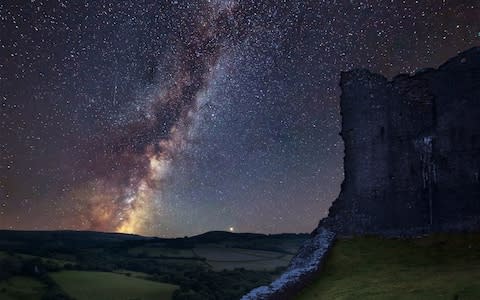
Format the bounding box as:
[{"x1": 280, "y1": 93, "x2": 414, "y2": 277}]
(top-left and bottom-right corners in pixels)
[{"x1": 0, "y1": 229, "x2": 309, "y2": 254}]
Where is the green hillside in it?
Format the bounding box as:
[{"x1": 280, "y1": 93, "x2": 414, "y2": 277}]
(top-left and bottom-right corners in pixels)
[
  {"x1": 297, "y1": 233, "x2": 480, "y2": 300},
  {"x1": 50, "y1": 271, "x2": 177, "y2": 300},
  {"x1": 0, "y1": 276, "x2": 46, "y2": 300}
]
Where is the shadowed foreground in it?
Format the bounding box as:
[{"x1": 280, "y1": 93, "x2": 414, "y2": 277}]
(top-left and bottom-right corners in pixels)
[{"x1": 297, "y1": 233, "x2": 480, "y2": 300}]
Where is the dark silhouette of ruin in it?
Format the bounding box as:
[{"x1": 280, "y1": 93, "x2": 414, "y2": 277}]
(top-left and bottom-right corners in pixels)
[{"x1": 320, "y1": 47, "x2": 480, "y2": 235}]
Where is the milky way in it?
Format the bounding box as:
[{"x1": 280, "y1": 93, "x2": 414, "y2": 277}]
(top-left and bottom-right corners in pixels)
[
  {"x1": 74, "y1": 1, "x2": 255, "y2": 233},
  {"x1": 1, "y1": 0, "x2": 479, "y2": 236}
]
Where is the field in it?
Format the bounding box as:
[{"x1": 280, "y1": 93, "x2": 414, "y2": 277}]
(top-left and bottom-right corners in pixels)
[
  {"x1": 50, "y1": 271, "x2": 177, "y2": 300},
  {"x1": 193, "y1": 246, "x2": 293, "y2": 271},
  {"x1": 297, "y1": 233, "x2": 480, "y2": 300},
  {"x1": 0, "y1": 230, "x2": 308, "y2": 299},
  {"x1": 128, "y1": 247, "x2": 196, "y2": 258},
  {"x1": 0, "y1": 276, "x2": 46, "y2": 300}
]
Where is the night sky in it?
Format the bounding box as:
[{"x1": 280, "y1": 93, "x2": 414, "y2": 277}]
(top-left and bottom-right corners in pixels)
[{"x1": 1, "y1": 0, "x2": 479, "y2": 237}]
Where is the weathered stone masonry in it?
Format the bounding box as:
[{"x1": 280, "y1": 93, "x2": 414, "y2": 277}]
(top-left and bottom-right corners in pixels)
[
  {"x1": 243, "y1": 48, "x2": 480, "y2": 300},
  {"x1": 320, "y1": 47, "x2": 480, "y2": 235}
]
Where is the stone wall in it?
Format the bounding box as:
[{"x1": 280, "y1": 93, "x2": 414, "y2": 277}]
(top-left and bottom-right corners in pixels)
[
  {"x1": 241, "y1": 228, "x2": 335, "y2": 300},
  {"x1": 320, "y1": 47, "x2": 480, "y2": 235}
]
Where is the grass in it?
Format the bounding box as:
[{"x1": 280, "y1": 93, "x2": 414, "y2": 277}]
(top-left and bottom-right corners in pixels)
[
  {"x1": 227, "y1": 248, "x2": 288, "y2": 259},
  {"x1": 127, "y1": 245, "x2": 294, "y2": 271},
  {"x1": 113, "y1": 269, "x2": 151, "y2": 279},
  {"x1": 50, "y1": 271, "x2": 178, "y2": 300},
  {"x1": 207, "y1": 257, "x2": 292, "y2": 271},
  {"x1": 193, "y1": 246, "x2": 292, "y2": 271},
  {"x1": 0, "y1": 276, "x2": 46, "y2": 300},
  {"x1": 296, "y1": 233, "x2": 480, "y2": 300},
  {"x1": 128, "y1": 247, "x2": 195, "y2": 258}
]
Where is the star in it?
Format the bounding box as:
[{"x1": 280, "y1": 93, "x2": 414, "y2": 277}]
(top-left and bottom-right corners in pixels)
[{"x1": 1, "y1": 0, "x2": 478, "y2": 236}]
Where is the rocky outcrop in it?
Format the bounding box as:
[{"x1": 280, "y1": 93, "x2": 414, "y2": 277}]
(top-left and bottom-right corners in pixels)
[
  {"x1": 320, "y1": 47, "x2": 480, "y2": 236},
  {"x1": 241, "y1": 228, "x2": 335, "y2": 300}
]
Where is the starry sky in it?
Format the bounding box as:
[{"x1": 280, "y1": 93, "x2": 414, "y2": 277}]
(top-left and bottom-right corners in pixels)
[{"x1": 1, "y1": 0, "x2": 479, "y2": 237}]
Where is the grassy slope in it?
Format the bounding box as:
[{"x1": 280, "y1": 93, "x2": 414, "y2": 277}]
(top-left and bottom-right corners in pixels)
[
  {"x1": 128, "y1": 245, "x2": 294, "y2": 271},
  {"x1": 297, "y1": 233, "x2": 480, "y2": 300},
  {"x1": 0, "y1": 276, "x2": 46, "y2": 300},
  {"x1": 50, "y1": 271, "x2": 178, "y2": 300},
  {"x1": 193, "y1": 246, "x2": 292, "y2": 271},
  {"x1": 128, "y1": 247, "x2": 196, "y2": 258}
]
